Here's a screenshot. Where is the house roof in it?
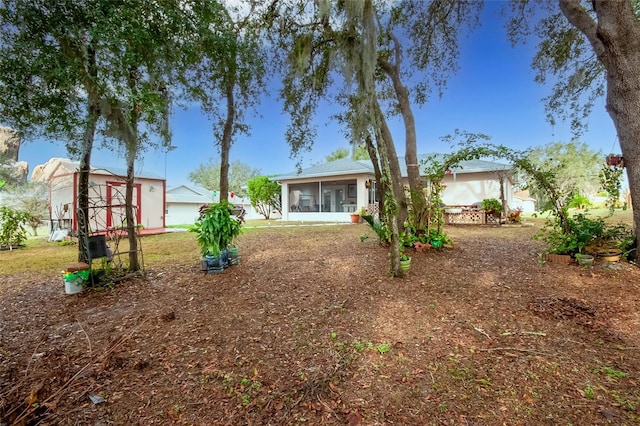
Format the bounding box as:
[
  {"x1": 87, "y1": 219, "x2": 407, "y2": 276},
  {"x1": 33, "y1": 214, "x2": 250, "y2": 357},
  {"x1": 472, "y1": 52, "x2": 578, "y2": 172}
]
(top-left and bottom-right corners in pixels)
[
  {"x1": 272, "y1": 154, "x2": 512, "y2": 181},
  {"x1": 271, "y1": 158, "x2": 374, "y2": 181},
  {"x1": 513, "y1": 189, "x2": 536, "y2": 202},
  {"x1": 166, "y1": 185, "x2": 213, "y2": 204}
]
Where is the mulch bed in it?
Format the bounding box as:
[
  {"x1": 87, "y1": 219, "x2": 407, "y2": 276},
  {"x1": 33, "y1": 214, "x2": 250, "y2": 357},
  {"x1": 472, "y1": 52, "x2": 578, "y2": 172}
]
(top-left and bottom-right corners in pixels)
[{"x1": 2, "y1": 223, "x2": 640, "y2": 425}]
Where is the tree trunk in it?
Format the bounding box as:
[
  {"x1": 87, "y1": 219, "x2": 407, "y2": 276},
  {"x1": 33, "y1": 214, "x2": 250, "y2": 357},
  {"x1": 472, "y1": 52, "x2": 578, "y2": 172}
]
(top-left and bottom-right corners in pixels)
[
  {"x1": 219, "y1": 76, "x2": 236, "y2": 203},
  {"x1": 378, "y1": 37, "x2": 427, "y2": 232},
  {"x1": 374, "y1": 100, "x2": 408, "y2": 229},
  {"x1": 125, "y1": 148, "x2": 140, "y2": 271},
  {"x1": 373, "y1": 99, "x2": 406, "y2": 277},
  {"x1": 77, "y1": 99, "x2": 100, "y2": 263},
  {"x1": 77, "y1": 41, "x2": 100, "y2": 264},
  {"x1": 559, "y1": 0, "x2": 640, "y2": 254}
]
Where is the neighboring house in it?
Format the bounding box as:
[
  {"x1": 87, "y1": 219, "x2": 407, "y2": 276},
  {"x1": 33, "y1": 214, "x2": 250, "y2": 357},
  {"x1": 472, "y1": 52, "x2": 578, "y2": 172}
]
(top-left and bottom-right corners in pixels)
[
  {"x1": 165, "y1": 185, "x2": 213, "y2": 226},
  {"x1": 166, "y1": 185, "x2": 275, "y2": 225},
  {"x1": 34, "y1": 158, "x2": 166, "y2": 233},
  {"x1": 271, "y1": 155, "x2": 516, "y2": 222},
  {"x1": 512, "y1": 189, "x2": 537, "y2": 213}
]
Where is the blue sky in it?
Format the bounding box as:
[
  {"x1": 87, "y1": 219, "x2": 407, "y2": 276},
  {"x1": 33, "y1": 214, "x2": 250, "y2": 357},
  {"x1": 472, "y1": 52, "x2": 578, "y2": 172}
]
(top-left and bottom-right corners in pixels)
[{"x1": 17, "y1": 2, "x2": 618, "y2": 186}]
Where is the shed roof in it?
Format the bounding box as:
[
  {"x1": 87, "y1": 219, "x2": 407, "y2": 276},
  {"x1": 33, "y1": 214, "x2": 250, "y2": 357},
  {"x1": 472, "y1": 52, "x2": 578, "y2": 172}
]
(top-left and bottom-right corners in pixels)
[{"x1": 54, "y1": 159, "x2": 165, "y2": 181}]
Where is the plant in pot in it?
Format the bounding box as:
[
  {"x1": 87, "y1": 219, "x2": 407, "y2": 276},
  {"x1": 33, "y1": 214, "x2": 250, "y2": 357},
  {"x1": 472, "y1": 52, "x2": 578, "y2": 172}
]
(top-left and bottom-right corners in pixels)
[
  {"x1": 399, "y1": 253, "x2": 411, "y2": 273},
  {"x1": 481, "y1": 198, "x2": 502, "y2": 220},
  {"x1": 535, "y1": 221, "x2": 578, "y2": 263},
  {"x1": 427, "y1": 229, "x2": 450, "y2": 249},
  {"x1": 350, "y1": 207, "x2": 367, "y2": 224},
  {"x1": 605, "y1": 154, "x2": 624, "y2": 167},
  {"x1": 574, "y1": 252, "x2": 594, "y2": 267},
  {"x1": 190, "y1": 201, "x2": 243, "y2": 273},
  {"x1": 536, "y1": 213, "x2": 609, "y2": 264}
]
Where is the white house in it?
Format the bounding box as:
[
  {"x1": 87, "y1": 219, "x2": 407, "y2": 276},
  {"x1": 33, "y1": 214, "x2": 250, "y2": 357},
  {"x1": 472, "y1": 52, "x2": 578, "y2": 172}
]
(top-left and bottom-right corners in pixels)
[
  {"x1": 165, "y1": 185, "x2": 213, "y2": 226},
  {"x1": 271, "y1": 155, "x2": 516, "y2": 222},
  {"x1": 512, "y1": 189, "x2": 537, "y2": 213}
]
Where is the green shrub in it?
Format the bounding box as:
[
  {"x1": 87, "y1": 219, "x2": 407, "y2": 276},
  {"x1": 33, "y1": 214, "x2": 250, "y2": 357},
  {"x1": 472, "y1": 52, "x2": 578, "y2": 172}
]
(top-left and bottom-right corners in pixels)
[
  {"x1": 189, "y1": 201, "x2": 242, "y2": 256},
  {"x1": 568, "y1": 194, "x2": 592, "y2": 210},
  {"x1": 481, "y1": 198, "x2": 502, "y2": 215},
  {"x1": 0, "y1": 206, "x2": 29, "y2": 248}
]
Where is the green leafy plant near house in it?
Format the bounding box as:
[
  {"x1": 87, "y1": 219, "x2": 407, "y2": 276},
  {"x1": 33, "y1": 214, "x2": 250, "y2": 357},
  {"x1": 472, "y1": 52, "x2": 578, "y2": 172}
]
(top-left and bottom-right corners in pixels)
[
  {"x1": 190, "y1": 201, "x2": 242, "y2": 256},
  {"x1": 481, "y1": 198, "x2": 502, "y2": 215},
  {"x1": 361, "y1": 214, "x2": 390, "y2": 244},
  {"x1": 0, "y1": 206, "x2": 29, "y2": 249}
]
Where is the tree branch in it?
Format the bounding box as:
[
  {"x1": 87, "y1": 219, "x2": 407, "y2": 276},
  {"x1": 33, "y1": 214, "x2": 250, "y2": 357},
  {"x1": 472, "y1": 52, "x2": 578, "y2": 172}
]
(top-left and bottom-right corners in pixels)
[{"x1": 558, "y1": 0, "x2": 606, "y2": 62}]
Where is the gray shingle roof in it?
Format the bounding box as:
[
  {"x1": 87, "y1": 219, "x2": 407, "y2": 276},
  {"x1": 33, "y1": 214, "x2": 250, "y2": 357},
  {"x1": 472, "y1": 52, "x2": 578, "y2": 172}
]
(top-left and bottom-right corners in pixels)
[
  {"x1": 272, "y1": 154, "x2": 511, "y2": 181},
  {"x1": 271, "y1": 158, "x2": 374, "y2": 181},
  {"x1": 166, "y1": 185, "x2": 213, "y2": 204}
]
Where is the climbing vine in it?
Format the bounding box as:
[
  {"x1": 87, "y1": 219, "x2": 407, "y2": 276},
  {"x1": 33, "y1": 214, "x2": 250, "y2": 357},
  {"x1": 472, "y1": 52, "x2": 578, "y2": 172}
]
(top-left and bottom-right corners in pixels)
[{"x1": 599, "y1": 163, "x2": 624, "y2": 213}]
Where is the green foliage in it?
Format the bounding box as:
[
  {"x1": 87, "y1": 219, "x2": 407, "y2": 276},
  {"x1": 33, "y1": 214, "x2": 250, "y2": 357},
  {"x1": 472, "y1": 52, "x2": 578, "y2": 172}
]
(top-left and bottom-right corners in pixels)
[
  {"x1": 507, "y1": 3, "x2": 605, "y2": 135},
  {"x1": 189, "y1": 201, "x2": 242, "y2": 256},
  {"x1": 0, "y1": 205, "x2": 29, "y2": 248},
  {"x1": 523, "y1": 142, "x2": 601, "y2": 207},
  {"x1": 361, "y1": 214, "x2": 390, "y2": 244},
  {"x1": 568, "y1": 194, "x2": 592, "y2": 210},
  {"x1": 481, "y1": 198, "x2": 502, "y2": 215},
  {"x1": 246, "y1": 176, "x2": 281, "y2": 219},
  {"x1": 352, "y1": 144, "x2": 370, "y2": 160},
  {"x1": 326, "y1": 148, "x2": 349, "y2": 162},
  {"x1": 599, "y1": 163, "x2": 624, "y2": 213},
  {"x1": 535, "y1": 212, "x2": 631, "y2": 256},
  {"x1": 189, "y1": 160, "x2": 261, "y2": 198},
  {"x1": 1, "y1": 182, "x2": 49, "y2": 236}
]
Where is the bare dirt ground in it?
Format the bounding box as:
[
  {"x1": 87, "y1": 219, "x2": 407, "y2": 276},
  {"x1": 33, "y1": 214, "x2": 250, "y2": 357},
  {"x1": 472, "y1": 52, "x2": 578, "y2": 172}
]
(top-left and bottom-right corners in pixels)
[{"x1": 2, "y1": 223, "x2": 640, "y2": 425}]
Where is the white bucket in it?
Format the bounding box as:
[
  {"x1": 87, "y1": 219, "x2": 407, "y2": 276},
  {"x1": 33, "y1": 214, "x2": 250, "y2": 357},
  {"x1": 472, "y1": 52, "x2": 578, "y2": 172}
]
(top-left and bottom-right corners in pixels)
[{"x1": 64, "y1": 277, "x2": 84, "y2": 294}]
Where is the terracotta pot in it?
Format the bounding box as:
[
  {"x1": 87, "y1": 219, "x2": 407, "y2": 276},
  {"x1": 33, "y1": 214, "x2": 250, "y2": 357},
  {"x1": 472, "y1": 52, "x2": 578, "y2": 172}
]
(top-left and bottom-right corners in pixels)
[
  {"x1": 350, "y1": 214, "x2": 360, "y2": 223},
  {"x1": 545, "y1": 253, "x2": 573, "y2": 264}
]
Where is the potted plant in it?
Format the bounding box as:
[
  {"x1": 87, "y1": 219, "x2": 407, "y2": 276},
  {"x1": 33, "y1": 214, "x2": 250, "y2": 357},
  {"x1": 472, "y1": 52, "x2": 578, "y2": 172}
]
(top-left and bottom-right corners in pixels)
[
  {"x1": 575, "y1": 253, "x2": 594, "y2": 267},
  {"x1": 535, "y1": 221, "x2": 578, "y2": 263},
  {"x1": 350, "y1": 207, "x2": 367, "y2": 224},
  {"x1": 481, "y1": 198, "x2": 502, "y2": 220},
  {"x1": 427, "y1": 229, "x2": 450, "y2": 249},
  {"x1": 190, "y1": 201, "x2": 243, "y2": 273},
  {"x1": 605, "y1": 154, "x2": 624, "y2": 167},
  {"x1": 597, "y1": 248, "x2": 622, "y2": 262},
  {"x1": 536, "y1": 213, "x2": 611, "y2": 264},
  {"x1": 400, "y1": 253, "x2": 411, "y2": 273}
]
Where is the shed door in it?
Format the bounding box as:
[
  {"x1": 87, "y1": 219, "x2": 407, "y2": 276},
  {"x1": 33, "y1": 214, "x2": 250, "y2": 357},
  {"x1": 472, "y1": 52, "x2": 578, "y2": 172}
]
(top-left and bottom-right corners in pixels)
[{"x1": 106, "y1": 182, "x2": 141, "y2": 228}]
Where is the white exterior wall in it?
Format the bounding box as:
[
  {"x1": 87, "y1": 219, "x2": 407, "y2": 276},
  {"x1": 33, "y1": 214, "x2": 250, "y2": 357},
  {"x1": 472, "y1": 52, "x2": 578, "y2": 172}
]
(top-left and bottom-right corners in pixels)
[
  {"x1": 165, "y1": 203, "x2": 200, "y2": 226},
  {"x1": 511, "y1": 198, "x2": 536, "y2": 213},
  {"x1": 48, "y1": 169, "x2": 165, "y2": 232},
  {"x1": 49, "y1": 173, "x2": 75, "y2": 228},
  {"x1": 440, "y1": 171, "x2": 513, "y2": 207},
  {"x1": 137, "y1": 178, "x2": 165, "y2": 229}
]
